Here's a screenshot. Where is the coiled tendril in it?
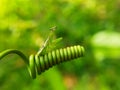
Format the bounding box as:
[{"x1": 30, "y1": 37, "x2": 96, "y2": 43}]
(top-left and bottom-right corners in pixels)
[
  {"x1": 0, "y1": 45, "x2": 84, "y2": 79},
  {"x1": 0, "y1": 27, "x2": 85, "y2": 79}
]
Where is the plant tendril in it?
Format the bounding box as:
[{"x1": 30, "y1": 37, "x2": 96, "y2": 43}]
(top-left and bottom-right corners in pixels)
[
  {"x1": 0, "y1": 49, "x2": 28, "y2": 64},
  {"x1": 0, "y1": 45, "x2": 85, "y2": 79}
]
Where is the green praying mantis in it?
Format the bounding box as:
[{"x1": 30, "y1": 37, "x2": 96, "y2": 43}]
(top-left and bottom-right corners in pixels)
[{"x1": 37, "y1": 26, "x2": 63, "y2": 56}]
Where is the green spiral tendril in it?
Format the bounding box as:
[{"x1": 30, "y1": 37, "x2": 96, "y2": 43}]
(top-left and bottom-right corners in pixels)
[{"x1": 0, "y1": 45, "x2": 85, "y2": 79}]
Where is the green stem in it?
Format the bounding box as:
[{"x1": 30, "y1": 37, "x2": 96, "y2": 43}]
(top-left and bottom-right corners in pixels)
[{"x1": 0, "y1": 49, "x2": 29, "y2": 64}]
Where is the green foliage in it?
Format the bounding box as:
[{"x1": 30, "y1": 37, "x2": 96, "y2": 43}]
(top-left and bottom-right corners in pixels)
[{"x1": 0, "y1": 0, "x2": 120, "y2": 90}]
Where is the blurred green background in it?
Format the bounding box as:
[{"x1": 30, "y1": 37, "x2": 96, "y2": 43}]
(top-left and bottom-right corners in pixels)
[{"x1": 0, "y1": 0, "x2": 120, "y2": 90}]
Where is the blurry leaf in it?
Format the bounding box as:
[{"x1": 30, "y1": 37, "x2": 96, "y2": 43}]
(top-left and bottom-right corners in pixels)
[{"x1": 91, "y1": 31, "x2": 120, "y2": 60}]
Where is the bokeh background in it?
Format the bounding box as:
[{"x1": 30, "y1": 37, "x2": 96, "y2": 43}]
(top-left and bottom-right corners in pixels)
[{"x1": 0, "y1": 0, "x2": 120, "y2": 90}]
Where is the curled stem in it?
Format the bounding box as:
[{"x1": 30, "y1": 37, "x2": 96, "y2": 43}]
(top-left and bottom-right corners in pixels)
[
  {"x1": 0, "y1": 49, "x2": 29, "y2": 64},
  {"x1": 0, "y1": 45, "x2": 85, "y2": 79}
]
